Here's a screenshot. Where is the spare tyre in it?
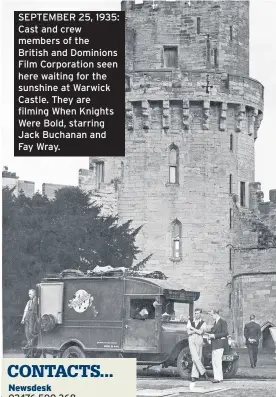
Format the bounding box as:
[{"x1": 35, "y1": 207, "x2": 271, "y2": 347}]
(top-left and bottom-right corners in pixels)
[{"x1": 40, "y1": 314, "x2": 57, "y2": 332}]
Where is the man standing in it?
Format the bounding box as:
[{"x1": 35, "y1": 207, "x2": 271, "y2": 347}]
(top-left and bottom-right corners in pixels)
[
  {"x1": 187, "y1": 308, "x2": 209, "y2": 382},
  {"x1": 21, "y1": 289, "x2": 38, "y2": 347},
  {"x1": 244, "y1": 315, "x2": 262, "y2": 368},
  {"x1": 208, "y1": 309, "x2": 228, "y2": 383}
]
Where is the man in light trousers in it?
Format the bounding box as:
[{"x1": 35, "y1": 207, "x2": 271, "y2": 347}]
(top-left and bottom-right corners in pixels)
[
  {"x1": 187, "y1": 308, "x2": 209, "y2": 382},
  {"x1": 208, "y1": 309, "x2": 229, "y2": 383}
]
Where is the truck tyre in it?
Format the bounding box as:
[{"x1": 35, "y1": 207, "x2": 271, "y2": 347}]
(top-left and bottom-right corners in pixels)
[
  {"x1": 223, "y1": 359, "x2": 239, "y2": 378},
  {"x1": 61, "y1": 345, "x2": 86, "y2": 358},
  {"x1": 177, "y1": 347, "x2": 191, "y2": 379}
]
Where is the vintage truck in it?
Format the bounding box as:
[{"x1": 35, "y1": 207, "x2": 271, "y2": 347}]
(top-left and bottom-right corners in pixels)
[{"x1": 27, "y1": 268, "x2": 239, "y2": 378}]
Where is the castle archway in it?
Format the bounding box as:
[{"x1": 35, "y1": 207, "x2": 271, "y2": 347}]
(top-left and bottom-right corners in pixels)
[{"x1": 261, "y1": 322, "x2": 275, "y2": 350}]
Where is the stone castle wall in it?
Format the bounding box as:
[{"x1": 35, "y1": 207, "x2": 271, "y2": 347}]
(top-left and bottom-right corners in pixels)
[
  {"x1": 78, "y1": 168, "x2": 119, "y2": 217},
  {"x1": 232, "y1": 186, "x2": 276, "y2": 345},
  {"x1": 114, "y1": 0, "x2": 263, "y2": 316},
  {"x1": 122, "y1": 0, "x2": 249, "y2": 75},
  {"x1": 233, "y1": 272, "x2": 276, "y2": 346}
]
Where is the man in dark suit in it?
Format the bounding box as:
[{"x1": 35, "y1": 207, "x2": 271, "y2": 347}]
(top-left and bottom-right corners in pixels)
[
  {"x1": 244, "y1": 315, "x2": 261, "y2": 368},
  {"x1": 208, "y1": 309, "x2": 229, "y2": 383}
]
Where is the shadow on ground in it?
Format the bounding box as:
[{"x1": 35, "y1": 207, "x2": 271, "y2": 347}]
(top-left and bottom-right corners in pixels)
[{"x1": 137, "y1": 350, "x2": 276, "y2": 380}]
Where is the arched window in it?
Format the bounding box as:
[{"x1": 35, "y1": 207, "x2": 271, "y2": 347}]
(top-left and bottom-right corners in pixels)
[
  {"x1": 169, "y1": 144, "x2": 179, "y2": 184},
  {"x1": 172, "y1": 219, "x2": 182, "y2": 259}
]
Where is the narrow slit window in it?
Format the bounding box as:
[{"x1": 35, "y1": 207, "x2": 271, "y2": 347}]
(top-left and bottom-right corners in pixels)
[
  {"x1": 164, "y1": 47, "x2": 178, "y2": 68},
  {"x1": 206, "y1": 35, "x2": 211, "y2": 62},
  {"x1": 229, "y1": 293, "x2": 232, "y2": 308},
  {"x1": 229, "y1": 174, "x2": 232, "y2": 194},
  {"x1": 230, "y1": 134, "x2": 233, "y2": 151},
  {"x1": 230, "y1": 208, "x2": 233, "y2": 229},
  {"x1": 214, "y1": 48, "x2": 218, "y2": 67},
  {"x1": 230, "y1": 26, "x2": 233, "y2": 41},
  {"x1": 197, "y1": 17, "x2": 201, "y2": 34},
  {"x1": 240, "y1": 181, "x2": 246, "y2": 207},
  {"x1": 229, "y1": 248, "x2": 232, "y2": 270}
]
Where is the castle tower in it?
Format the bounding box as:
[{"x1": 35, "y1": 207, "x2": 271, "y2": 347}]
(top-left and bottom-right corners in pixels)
[{"x1": 87, "y1": 0, "x2": 264, "y2": 320}]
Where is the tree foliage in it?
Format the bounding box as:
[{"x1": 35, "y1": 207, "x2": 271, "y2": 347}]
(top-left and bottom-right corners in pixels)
[{"x1": 2, "y1": 186, "x2": 146, "y2": 348}]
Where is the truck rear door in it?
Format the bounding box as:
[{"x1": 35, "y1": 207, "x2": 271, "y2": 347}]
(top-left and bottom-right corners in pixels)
[{"x1": 39, "y1": 282, "x2": 64, "y2": 323}]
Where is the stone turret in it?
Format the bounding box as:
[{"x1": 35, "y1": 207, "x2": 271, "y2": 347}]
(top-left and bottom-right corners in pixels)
[{"x1": 82, "y1": 0, "x2": 265, "y2": 323}]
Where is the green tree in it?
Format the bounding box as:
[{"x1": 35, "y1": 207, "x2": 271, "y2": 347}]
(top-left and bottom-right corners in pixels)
[{"x1": 2, "y1": 186, "x2": 147, "y2": 348}]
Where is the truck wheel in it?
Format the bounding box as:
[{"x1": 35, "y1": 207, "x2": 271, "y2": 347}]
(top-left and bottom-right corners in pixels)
[
  {"x1": 177, "y1": 347, "x2": 191, "y2": 379},
  {"x1": 61, "y1": 346, "x2": 86, "y2": 358},
  {"x1": 223, "y1": 359, "x2": 239, "y2": 378}
]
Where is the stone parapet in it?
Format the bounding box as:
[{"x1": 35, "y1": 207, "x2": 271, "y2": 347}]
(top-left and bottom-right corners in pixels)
[{"x1": 126, "y1": 70, "x2": 264, "y2": 112}]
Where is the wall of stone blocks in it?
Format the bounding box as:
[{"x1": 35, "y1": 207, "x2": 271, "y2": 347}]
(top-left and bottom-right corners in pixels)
[
  {"x1": 118, "y1": 100, "x2": 258, "y2": 318},
  {"x1": 233, "y1": 248, "x2": 276, "y2": 276},
  {"x1": 88, "y1": 157, "x2": 124, "y2": 187},
  {"x1": 233, "y1": 273, "x2": 276, "y2": 346},
  {"x1": 79, "y1": 168, "x2": 119, "y2": 217},
  {"x1": 232, "y1": 184, "x2": 276, "y2": 346},
  {"x1": 122, "y1": 0, "x2": 249, "y2": 75}
]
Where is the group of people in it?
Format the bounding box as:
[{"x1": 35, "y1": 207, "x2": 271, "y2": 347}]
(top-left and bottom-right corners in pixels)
[
  {"x1": 21, "y1": 289, "x2": 264, "y2": 381},
  {"x1": 187, "y1": 308, "x2": 262, "y2": 383}
]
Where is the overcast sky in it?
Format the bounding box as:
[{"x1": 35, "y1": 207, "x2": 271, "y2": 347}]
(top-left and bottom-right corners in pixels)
[{"x1": 1, "y1": 0, "x2": 275, "y2": 200}]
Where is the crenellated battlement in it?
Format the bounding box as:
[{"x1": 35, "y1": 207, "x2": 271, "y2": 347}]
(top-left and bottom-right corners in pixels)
[
  {"x1": 122, "y1": 1, "x2": 227, "y2": 13},
  {"x1": 122, "y1": 0, "x2": 192, "y2": 12},
  {"x1": 125, "y1": 70, "x2": 263, "y2": 137},
  {"x1": 122, "y1": 0, "x2": 249, "y2": 23},
  {"x1": 233, "y1": 183, "x2": 276, "y2": 259},
  {"x1": 249, "y1": 183, "x2": 276, "y2": 217}
]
